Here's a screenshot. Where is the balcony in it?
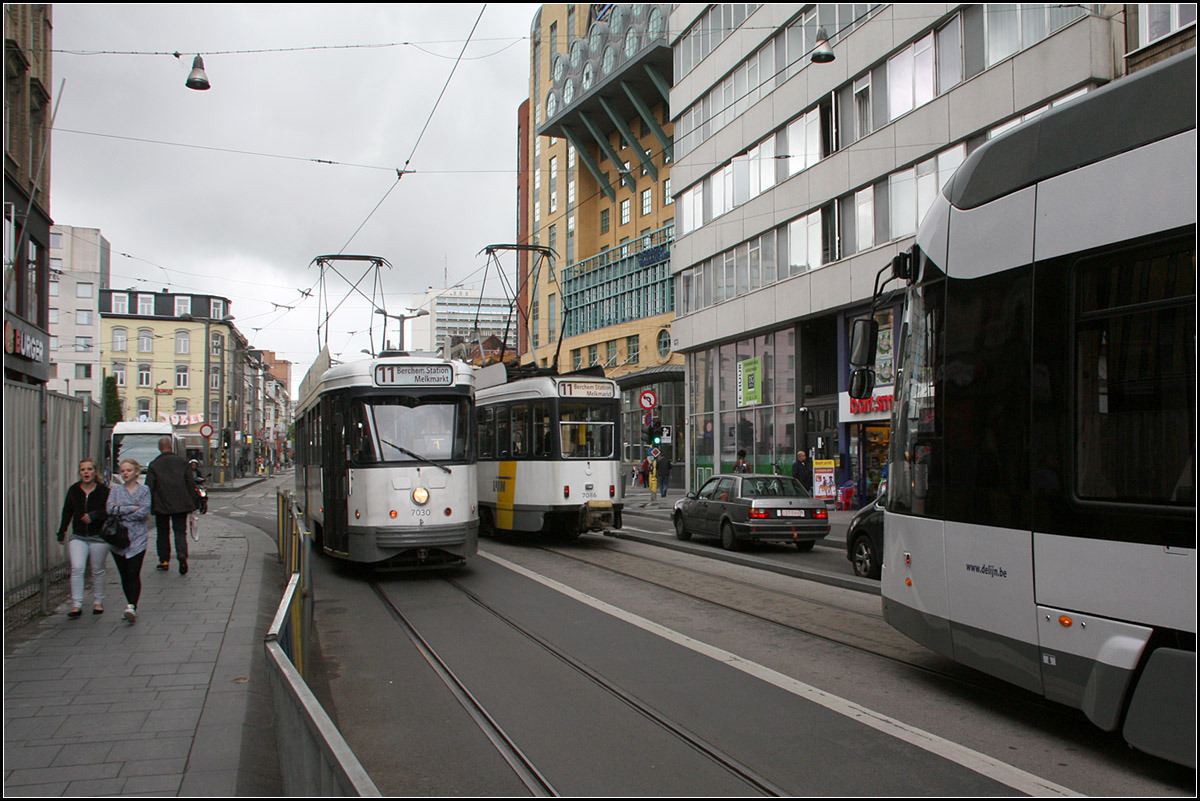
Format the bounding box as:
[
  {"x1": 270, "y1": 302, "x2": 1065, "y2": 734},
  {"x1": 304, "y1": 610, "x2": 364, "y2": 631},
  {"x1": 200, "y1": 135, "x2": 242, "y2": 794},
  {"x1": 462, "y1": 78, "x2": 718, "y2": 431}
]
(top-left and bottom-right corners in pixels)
[{"x1": 559, "y1": 224, "x2": 674, "y2": 338}]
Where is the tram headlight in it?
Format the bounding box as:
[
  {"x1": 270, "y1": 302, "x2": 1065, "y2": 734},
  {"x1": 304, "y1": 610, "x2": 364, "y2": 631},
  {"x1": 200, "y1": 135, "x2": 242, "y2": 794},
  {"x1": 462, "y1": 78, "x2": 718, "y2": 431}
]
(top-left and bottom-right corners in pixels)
[{"x1": 412, "y1": 487, "x2": 430, "y2": 506}]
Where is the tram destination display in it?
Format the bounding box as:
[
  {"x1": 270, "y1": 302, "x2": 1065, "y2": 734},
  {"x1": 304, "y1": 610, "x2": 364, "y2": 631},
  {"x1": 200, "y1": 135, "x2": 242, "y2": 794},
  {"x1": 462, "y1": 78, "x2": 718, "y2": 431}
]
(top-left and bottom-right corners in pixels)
[{"x1": 374, "y1": 364, "x2": 454, "y2": 386}]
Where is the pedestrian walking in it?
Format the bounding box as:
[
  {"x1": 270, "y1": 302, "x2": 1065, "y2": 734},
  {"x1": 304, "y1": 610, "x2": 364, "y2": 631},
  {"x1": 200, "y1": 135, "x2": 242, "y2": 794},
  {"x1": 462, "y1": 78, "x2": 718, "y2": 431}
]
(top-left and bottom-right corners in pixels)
[
  {"x1": 657, "y1": 454, "x2": 672, "y2": 497},
  {"x1": 55, "y1": 458, "x2": 111, "y2": 618},
  {"x1": 639, "y1": 456, "x2": 651, "y2": 487},
  {"x1": 107, "y1": 458, "x2": 152, "y2": 623},
  {"x1": 791, "y1": 450, "x2": 812, "y2": 493},
  {"x1": 146, "y1": 436, "x2": 197, "y2": 575}
]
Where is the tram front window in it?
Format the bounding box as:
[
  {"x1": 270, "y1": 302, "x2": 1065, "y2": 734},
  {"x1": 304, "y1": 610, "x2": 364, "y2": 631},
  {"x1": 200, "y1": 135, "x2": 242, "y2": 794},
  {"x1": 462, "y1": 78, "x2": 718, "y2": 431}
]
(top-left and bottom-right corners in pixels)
[
  {"x1": 357, "y1": 397, "x2": 470, "y2": 463},
  {"x1": 559, "y1": 402, "x2": 616, "y2": 459}
]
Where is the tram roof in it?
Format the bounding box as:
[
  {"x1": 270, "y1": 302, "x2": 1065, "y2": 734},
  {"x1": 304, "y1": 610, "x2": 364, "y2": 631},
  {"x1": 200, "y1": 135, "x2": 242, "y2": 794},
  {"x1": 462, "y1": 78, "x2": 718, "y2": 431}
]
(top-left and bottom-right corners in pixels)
[
  {"x1": 947, "y1": 49, "x2": 1195, "y2": 211},
  {"x1": 476, "y1": 373, "x2": 619, "y2": 403},
  {"x1": 297, "y1": 354, "x2": 474, "y2": 412}
]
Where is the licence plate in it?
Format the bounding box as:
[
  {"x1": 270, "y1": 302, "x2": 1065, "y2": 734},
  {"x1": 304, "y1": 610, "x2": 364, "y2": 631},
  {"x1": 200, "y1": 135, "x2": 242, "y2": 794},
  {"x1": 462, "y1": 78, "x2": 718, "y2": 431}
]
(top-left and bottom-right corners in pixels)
[{"x1": 779, "y1": 509, "x2": 806, "y2": 517}]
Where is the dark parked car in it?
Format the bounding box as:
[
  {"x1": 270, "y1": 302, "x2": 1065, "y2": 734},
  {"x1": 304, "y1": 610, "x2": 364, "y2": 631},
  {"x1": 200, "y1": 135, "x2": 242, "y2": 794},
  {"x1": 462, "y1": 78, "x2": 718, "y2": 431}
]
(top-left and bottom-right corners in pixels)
[
  {"x1": 673, "y1": 473, "x2": 829, "y2": 551},
  {"x1": 846, "y1": 492, "x2": 885, "y2": 579}
]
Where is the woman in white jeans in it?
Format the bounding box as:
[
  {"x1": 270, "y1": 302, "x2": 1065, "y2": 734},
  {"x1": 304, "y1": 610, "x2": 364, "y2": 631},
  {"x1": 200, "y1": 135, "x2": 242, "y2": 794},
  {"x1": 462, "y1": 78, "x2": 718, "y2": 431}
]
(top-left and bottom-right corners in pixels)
[{"x1": 55, "y1": 458, "x2": 111, "y2": 617}]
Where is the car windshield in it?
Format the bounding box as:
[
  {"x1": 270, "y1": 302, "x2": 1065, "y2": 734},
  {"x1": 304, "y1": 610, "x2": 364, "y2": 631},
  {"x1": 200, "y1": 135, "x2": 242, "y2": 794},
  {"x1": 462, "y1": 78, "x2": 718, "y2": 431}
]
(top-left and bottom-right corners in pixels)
[{"x1": 740, "y1": 476, "x2": 812, "y2": 498}]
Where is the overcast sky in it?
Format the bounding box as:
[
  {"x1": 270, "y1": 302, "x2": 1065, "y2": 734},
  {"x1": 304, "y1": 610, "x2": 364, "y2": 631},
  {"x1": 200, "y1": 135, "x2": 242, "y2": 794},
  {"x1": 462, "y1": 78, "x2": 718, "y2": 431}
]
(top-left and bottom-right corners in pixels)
[{"x1": 50, "y1": 3, "x2": 540, "y2": 390}]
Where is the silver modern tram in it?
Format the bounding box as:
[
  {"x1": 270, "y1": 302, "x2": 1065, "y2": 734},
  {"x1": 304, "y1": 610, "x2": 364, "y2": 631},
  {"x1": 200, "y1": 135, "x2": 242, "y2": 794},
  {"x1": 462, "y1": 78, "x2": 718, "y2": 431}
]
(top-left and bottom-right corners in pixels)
[
  {"x1": 294, "y1": 348, "x2": 478, "y2": 567},
  {"x1": 475, "y1": 364, "x2": 623, "y2": 538},
  {"x1": 850, "y1": 50, "x2": 1195, "y2": 767}
]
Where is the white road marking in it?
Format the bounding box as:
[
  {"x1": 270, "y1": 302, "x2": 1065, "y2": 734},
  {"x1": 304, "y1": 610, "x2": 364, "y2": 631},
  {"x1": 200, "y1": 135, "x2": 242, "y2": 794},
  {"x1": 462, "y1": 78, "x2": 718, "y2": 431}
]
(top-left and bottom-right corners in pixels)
[{"x1": 482, "y1": 551, "x2": 1082, "y2": 798}]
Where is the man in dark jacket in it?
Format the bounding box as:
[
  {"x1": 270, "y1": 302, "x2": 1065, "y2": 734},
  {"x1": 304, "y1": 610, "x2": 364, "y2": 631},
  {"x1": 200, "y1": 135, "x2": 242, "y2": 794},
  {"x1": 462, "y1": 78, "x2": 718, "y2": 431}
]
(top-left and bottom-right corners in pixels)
[
  {"x1": 147, "y1": 436, "x2": 196, "y2": 574},
  {"x1": 657, "y1": 454, "x2": 672, "y2": 497},
  {"x1": 791, "y1": 450, "x2": 812, "y2": 493}
]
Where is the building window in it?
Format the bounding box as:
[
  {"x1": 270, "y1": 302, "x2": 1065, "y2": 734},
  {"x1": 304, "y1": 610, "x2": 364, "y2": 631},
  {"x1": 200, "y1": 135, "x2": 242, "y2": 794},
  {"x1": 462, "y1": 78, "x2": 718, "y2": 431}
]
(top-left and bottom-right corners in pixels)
[
  {"x1": 888, "y1": 32, "x2": 934, "y2": 121},
  {"x1": 111, "y1": 293, "x2": 128, "y2": 314},
  {"x1": 75, "y1": 363, "x2": 92, "y2": 380},
  {"x1": 210, "y1": 367, "x2": 221, "y2": 390},
  {"x1": 210, "y1": 298, "x2": 224, "y2": 319},
  {"x1": 588, "y1": 344, "x2": 598, "y2": 366},
  {"x1": 600, "y1": 207, "x2": 610, "y2": 234},
  {"x1": 572, "y1": 348, "x2": 582, "y2": 370},
  {"x1": 606, "y1": 339, "x2": 617, "y2": 366},
  {"x1": 48, "y1": 307, "x2": 58, "y2": 324},
  {"x1": 49, "y1": 280, "x2": 59, "y2": 297},
  {"x1": 549, "y1": 156, "x2": 558, "y2": 213},
  {"x1": 1141, "y1": 4, "x2": 1197, "y2": 46},
  {"x1": 137, "y1": 398, "x2": 151, "y2": 417},
  {"x1": 664, "y1": 178, "x2": 673, "y2": 205},
  {"x1": 75, "y1": 336, "x2": 93, "y2": 353},
  {"x1": 620, "y1": 199, "x2": 631, "y2": 225},
  {"x1": 113, "y1": 328, "x2": 127, "y2": 352},
  {"x1": 176, "y1": 365, "x2": 189, "y2": 389},
  {"x1": 75, "y1": 309, "x2": 92, "y2": 326},
  {"x1": 138, "y1": 294, "x2": 154, "y2": 315},
  {"x1": 175, "y1": 398, "x2": 189, "y2": 416},
  {"x1": 627, "y1": 334, "x2": 640, "y2": 364},
  {"x1": 114, "y1": 363, "x2": 126, "y2": 387},
  {"x1": 657, "y1": 329, "x2": 671, "y2": 359},
  {"x1": 175, "y1": 296, "x2": 191, "y2": 317},
  {"x1": 138, "y1": 328, "x2": 154, "y2": 352},
  {"x1": 211, "y1": 331, "x2": 223, "y2": 357},
  {"x1": 176, "y1": 330, "x2": 190, "y2": 354},
  {"x1": 641, "y1": 188, "x2": 652, "y2": 216},
  {"x1": 138, "y1": 364, "x2": 151, "y2": 387},
  {"x1": 76, "y1": 282, "x2": 94, "y2": 299}
]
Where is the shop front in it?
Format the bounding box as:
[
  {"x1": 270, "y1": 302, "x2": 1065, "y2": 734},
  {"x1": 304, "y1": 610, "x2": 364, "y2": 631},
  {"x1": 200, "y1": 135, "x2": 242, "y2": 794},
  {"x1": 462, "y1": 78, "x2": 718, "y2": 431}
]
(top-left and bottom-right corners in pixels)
[{"x1": 839, "y1": 387, "x2": 893, "y2": 508}]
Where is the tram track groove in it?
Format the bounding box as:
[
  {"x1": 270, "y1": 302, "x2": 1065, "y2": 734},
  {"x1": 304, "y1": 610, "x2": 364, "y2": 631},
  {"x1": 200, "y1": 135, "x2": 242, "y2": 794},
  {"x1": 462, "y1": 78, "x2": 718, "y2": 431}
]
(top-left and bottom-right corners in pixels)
[
  {"x1": 368, "y1": 581, "x2": 559, "y2": 798},
  {"x1": 444, "y1": 576, "x2": 791, "y2": 797},
  {"x1": 528, "y1": 541, "x2": 1069, "y2": 716}
]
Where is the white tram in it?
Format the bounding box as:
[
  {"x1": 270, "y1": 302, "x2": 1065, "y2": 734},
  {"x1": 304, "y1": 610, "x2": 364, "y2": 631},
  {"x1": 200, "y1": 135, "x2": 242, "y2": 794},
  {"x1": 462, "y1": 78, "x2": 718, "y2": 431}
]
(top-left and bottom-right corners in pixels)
[
  {"x1": 475, "y1": 365, "x2": 623, "y2": 538},
  {"x1": 849, "y1": 51, "x2": 1195, "y2": 767},
  {"x1": 294, "y1": 348, "x2": 478, "y2": 567}
]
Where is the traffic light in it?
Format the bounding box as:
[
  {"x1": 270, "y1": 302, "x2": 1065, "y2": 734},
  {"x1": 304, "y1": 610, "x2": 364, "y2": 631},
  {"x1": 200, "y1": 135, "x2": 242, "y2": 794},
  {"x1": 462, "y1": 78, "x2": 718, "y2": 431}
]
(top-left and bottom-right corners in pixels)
[{"x1": 651, "y1": 424, "x2": 663, "y2": 446}]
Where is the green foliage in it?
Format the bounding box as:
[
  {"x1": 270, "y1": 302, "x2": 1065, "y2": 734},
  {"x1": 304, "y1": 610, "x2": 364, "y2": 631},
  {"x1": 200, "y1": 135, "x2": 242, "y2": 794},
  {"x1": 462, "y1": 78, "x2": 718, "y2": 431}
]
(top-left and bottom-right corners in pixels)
[{"x1": 103, "y1": 375, "x2": 122, "y2": 425}]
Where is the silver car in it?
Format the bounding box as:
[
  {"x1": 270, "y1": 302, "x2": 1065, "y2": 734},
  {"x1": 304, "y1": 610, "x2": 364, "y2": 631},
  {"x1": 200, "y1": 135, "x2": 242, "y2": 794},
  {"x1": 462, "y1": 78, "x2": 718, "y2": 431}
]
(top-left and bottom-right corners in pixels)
[{"x1": 673, "y1": 473, "x2": 830, "y2": 551}]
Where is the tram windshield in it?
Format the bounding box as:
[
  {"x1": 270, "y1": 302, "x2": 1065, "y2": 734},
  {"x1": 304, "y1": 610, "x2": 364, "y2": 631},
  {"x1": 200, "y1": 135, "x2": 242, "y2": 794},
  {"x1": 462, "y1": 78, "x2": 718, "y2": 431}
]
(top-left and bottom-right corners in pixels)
[
  {"x1": 354, "y1": 396, "x2": 470, "y2": 464},
  {"x1": 559, "y1": 401, "x2": 616, "y2": 459}
]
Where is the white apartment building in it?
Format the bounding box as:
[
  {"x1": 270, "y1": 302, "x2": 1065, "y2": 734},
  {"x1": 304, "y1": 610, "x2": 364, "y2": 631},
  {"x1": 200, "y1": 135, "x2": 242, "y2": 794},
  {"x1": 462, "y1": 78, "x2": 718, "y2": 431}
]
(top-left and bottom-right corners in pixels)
[
  {"x1": 47, "y1": 225, "x2": 111, "y2": 403},
  {"x1": 409, "y1": 285, "x2": 517, "y2": 358}
]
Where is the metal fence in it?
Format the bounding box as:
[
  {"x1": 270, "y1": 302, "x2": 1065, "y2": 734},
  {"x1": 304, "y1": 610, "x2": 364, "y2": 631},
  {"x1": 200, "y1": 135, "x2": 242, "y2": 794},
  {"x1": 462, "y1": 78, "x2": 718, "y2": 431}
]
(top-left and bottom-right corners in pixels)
[
  {"x1": 4, "y1": 381, "x2": 103, "y2": 629},
  {"x1": 266, "y1": 491, "x2": 378, "y2": 795}
]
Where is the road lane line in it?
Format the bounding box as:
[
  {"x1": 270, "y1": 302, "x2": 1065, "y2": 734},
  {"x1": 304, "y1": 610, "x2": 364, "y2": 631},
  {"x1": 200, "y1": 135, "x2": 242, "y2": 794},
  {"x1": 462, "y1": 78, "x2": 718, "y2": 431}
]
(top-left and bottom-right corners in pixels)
[{"x1": 482, "y1": 551, "x2": 1082, "y2": 798}]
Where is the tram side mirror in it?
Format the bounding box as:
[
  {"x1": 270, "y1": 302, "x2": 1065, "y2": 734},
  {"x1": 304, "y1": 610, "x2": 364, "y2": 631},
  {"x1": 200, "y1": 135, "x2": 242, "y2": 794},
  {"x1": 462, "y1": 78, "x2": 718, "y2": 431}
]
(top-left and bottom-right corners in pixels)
[
  {"x1": 892, "y1": 250, "x2": 914, "y2": 281},
  {"x1": 850, "y1": 318, "x2": 878, "y2": 369},
  {"x1": 849, "y1": 367, "x2": 875, "y2": 400}
]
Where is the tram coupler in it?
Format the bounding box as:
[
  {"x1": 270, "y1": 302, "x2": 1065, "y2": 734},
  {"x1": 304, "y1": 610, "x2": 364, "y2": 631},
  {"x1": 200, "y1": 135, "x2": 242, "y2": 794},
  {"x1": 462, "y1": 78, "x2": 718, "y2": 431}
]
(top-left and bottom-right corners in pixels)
[{"x1": 581, "y1": 500, "x2": 615, "y2": 531}]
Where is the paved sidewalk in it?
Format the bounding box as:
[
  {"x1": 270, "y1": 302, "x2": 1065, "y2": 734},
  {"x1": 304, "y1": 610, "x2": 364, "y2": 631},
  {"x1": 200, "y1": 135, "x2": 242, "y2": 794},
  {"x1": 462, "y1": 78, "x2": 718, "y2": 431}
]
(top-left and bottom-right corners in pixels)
[{"x1": 3, "y1": 510, "x2": 284, "y2": 796}]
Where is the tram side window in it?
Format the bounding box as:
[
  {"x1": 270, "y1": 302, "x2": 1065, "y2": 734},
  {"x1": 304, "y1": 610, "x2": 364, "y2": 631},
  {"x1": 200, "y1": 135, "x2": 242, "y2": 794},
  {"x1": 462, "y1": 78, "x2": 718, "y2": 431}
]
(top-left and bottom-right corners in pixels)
[
  {"x1": 512, "y1": 404, "x2": 529, "y2": 457},
  {"x1": 478, "y1": 408, "x2": 494, "y2": 459},
  {"x1": 1074, "y1": 239, "x2": 1196, "y2": 505},
  {"x1": 496, "y1": 404, "x2": 511, "y2": 458},
  {"x1": 532, "y1": 402, "x2": 551, "y2": 457}
]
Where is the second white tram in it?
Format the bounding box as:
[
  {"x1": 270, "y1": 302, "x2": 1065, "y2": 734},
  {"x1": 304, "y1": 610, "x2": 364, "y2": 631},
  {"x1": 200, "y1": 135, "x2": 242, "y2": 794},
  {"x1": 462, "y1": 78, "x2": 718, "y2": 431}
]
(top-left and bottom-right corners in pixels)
[
  {"x1": 294, "y1": 349, "x2": 478, "y2": 567},
  {"x1": 476, "y1": 367, "x2": 623, "y2": 538},
  {"x1": 851, "y1": 51, "x2": 1195, "y2": 767}
]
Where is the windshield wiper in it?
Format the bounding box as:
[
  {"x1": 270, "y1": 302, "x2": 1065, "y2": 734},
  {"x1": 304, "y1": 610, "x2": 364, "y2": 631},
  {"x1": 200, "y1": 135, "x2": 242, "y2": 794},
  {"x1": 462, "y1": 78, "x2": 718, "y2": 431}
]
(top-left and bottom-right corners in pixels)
[{"x1": 379, "y1": 438, "x2": 452, "y2": 474}]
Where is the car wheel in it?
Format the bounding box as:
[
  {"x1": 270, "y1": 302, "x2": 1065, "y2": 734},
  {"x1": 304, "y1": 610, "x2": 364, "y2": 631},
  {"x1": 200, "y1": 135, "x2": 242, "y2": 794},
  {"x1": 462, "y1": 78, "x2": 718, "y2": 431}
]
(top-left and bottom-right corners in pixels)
[
  {"x1": 795, "y1": 540, "x2": 815, "y2": 552},
  {"x1": 720, "y1": 521, "x2": 739, "y2": 551},
  {"x1": 674, "y1": 513, "x2": 691, "y2": 541},
  {"x1": 852, "y1": 533, "x2": 880, "y2": 579}
]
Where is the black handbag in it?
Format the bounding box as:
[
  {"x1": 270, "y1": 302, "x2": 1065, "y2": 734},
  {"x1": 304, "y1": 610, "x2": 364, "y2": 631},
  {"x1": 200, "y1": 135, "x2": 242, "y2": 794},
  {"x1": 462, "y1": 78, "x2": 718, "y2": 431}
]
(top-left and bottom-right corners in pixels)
[{"x1": 100, "y1": 514, "x2": 130, "y2": 550}]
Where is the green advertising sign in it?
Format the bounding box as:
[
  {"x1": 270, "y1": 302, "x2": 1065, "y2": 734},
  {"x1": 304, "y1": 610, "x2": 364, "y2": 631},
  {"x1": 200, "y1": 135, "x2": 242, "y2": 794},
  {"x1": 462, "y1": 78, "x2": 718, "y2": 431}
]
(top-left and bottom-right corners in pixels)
[{"x1": 737, "y1": 357, "x2": 763, "y2": 407}]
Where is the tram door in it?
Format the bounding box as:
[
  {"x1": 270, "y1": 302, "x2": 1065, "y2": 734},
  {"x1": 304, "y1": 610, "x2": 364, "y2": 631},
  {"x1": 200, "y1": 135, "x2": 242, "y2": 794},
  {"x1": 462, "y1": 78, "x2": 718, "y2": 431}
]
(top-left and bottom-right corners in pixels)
[{"x1": 322, "y1": 396, "x2": 350, "y2": 554}]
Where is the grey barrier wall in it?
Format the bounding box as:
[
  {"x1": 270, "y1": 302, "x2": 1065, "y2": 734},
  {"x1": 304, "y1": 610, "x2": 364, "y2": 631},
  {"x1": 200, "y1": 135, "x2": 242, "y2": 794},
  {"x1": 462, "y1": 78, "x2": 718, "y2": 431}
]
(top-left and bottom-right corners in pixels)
[
  {"x1": 4, "y1": 382, "x2": 103, "y2": 626},
  {"x1": 268, "y1": 494, "x2": 379, "y2": 796}
]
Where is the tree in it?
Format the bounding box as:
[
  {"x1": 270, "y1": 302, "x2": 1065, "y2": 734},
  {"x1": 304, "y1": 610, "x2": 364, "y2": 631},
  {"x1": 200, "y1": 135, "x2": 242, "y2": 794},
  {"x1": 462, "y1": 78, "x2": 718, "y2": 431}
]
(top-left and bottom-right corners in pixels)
[{"x1": 102, "y1": 375, "x2": 122, "y2": 425}]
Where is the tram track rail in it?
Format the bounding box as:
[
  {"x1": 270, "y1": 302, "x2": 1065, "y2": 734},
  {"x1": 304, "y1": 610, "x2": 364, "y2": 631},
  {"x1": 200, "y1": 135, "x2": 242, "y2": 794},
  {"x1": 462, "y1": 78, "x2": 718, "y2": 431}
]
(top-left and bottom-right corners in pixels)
[
  {"x1": 528, "y1": 541, "x2": 1068, "y2": 717},
  {"x1": 367, "y1": 575, "x2": 789, "y2": 797}
]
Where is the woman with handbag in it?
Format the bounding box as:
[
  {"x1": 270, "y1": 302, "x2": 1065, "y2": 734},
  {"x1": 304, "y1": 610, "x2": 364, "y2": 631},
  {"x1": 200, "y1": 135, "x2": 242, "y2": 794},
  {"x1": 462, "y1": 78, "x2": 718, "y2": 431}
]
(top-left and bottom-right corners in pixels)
[
  {"x1": 55, "y1": 458, "x2": 110, "y2": 618},
  {"x1": 106, "y1": 458, "x2": 151, "y2": 623}
]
